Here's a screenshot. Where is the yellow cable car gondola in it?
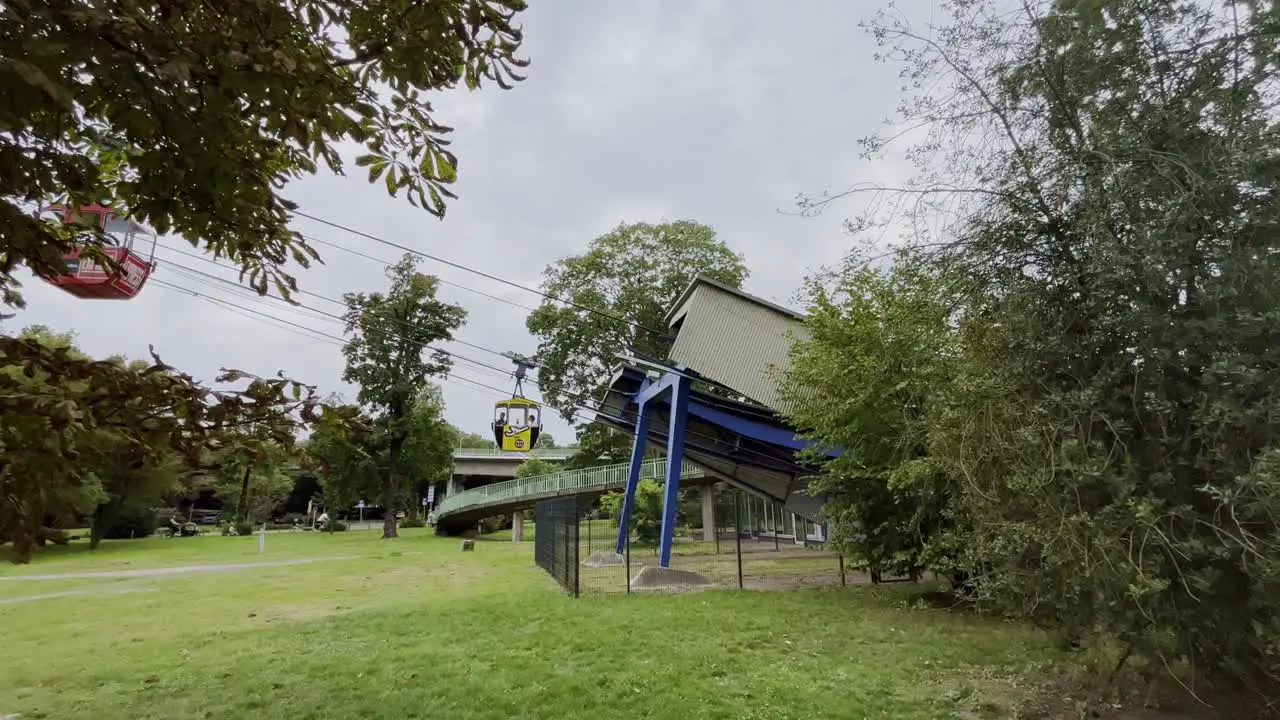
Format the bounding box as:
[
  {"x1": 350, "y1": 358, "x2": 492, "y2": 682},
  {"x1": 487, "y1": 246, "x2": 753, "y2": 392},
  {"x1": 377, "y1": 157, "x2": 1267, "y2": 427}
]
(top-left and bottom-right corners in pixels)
[{"x1": 492, "y1": 354, "x2": 541, "y2": 452}]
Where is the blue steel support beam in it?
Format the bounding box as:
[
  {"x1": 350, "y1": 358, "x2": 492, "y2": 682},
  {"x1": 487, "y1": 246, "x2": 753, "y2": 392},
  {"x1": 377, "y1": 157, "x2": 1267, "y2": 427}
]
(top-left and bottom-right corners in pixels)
[
  {"x1": 657, "y1": 374, "x2": 690, "y2": 567},
  {"x1": 634, "y1": 371, "x2": 680, "y2": 407},
  {"x1": 615, "y1": 408, "x2": 650, "y2": 554}
]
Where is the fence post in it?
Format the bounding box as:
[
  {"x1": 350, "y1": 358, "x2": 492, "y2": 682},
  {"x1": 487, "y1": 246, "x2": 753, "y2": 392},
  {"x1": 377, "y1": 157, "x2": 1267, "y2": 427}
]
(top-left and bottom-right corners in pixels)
[
  {"x1": 774, "y1": 501, "x2": 781, "y2": 552},
  {"x1": 839, "y1": 553, "x2": 847, "y2": 587},
  {"x1": 572, "y1": 500, "x2": 580, "y2": 598},
  {"x1": 735, "y1": 490, "x2": 744, "y2": 590},
  {"x1": 714, "y1": 495, "x2": 721, "y2": 555}
]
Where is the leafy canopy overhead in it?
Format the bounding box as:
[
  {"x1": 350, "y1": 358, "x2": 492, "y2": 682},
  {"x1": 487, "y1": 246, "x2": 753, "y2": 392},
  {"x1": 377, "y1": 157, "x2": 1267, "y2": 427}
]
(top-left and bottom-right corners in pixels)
[{"x1": 0, "y1": 0, "x2": 529, "y2": 305}]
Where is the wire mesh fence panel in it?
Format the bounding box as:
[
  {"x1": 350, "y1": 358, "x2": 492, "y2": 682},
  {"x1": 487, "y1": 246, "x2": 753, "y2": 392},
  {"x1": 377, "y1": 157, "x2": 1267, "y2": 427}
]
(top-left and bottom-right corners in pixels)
[
  {"x1": 733, "y1": 490, "x2": 847, "y2": 591},
  {"x1": 577, "y1": 507, "x2": 630, "y2": 596},
  {"x1": 611, "y1": 482, "x2": 742, "y2": 591},
  {"x1": 534, "y1": 497, "x2": 579, "y2": 596},
  {"x1": 559, "y1": 482, "x2": 854, "y2": 596}
]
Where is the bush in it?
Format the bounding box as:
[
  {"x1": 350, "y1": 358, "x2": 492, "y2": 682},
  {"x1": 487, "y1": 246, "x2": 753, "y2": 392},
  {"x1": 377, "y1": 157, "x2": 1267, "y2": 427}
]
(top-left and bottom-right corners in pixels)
[
  {"x1": 478, "y1": 514, "x2": 511, "y2": 534},
  {"x1": 600, "y1": 479, "x2": 663, "y2": 544},
  {"x1": 329, "y1": 520, "x2": 349, "y2": 532},
  {"x1": 220, "y1": 521, "x2": 255, "y2": 536},
  {"x1": 399, "y1": 517, "x2": 426, "y2": 529},
  {"x1": 98, "y1": 508, "x2": 158, "y2": 539}
]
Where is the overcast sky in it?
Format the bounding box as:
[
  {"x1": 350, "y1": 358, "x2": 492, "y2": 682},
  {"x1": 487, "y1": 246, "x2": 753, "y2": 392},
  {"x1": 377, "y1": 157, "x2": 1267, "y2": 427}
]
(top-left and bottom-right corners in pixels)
[{"x1": 10, "y1": 1, "x2": 927, "y2": 445}]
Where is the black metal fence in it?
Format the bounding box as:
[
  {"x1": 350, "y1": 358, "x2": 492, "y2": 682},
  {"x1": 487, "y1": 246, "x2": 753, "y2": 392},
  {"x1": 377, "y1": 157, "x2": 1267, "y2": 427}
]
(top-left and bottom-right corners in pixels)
[
  {"x1": 533, "y1": 496, "x2": 579, "y2": 596},
  {"x1": 533, "y1": 483, "x2": 857, "y2": 597}
]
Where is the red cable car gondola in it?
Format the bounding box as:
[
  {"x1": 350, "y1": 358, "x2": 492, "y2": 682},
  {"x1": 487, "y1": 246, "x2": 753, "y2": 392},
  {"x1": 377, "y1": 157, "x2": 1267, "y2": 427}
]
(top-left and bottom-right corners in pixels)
[{"x1": 42, "y1": 204, "x2": 157, "y2": 299}]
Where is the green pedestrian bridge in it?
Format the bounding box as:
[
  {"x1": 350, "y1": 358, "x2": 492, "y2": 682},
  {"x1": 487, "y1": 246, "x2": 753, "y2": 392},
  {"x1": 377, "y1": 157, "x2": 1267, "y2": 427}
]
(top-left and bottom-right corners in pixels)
[{"x1": 432, "y1": 458, "x2": 706, "y2": 534}]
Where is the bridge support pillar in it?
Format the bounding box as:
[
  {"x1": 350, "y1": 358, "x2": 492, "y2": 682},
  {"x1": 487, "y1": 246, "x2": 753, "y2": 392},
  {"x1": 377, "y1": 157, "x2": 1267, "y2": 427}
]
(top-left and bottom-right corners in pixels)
[
  {"x1": 700, "y1": 484, "x2": 716, "y2": 543},
  {"x1": 512, "y1": 510, "x2": 525, "y2": 542},
  {"x1": 446, "y1": 477, "x2": 461, "y2": 497}
]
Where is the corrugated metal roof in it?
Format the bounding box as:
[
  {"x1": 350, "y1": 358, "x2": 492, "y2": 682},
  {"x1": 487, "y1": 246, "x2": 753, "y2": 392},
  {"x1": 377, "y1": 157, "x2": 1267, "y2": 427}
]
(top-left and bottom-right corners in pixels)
[{"x1": 665, "y1": 277, "x2": 809, "y2": 415}]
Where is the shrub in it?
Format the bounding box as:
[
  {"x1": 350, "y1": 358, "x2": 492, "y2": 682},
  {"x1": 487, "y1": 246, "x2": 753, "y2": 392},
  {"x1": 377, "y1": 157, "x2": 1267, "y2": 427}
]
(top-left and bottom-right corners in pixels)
[
  {"x1": 600, "y1": 479, "x2": 663, "y2": 544},
  {"x1": 98, "y1": 508, "x2": 158, "y2": 539},
  {"x1": 329, "y1": 520, "x2": 349, "y2": 532},
  {"x1": 478, "y1": 514, "x2": 511, "y2": 534},
  {"x1": 399, "y1": 517, "x2": 426, "y2": 529}
]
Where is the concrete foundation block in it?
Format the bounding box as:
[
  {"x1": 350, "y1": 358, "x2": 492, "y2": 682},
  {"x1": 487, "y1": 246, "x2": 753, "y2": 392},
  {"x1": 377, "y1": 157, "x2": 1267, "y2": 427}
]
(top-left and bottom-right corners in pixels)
[
  {"x1": 630, "y1": 565, "x2": 713, "y2": 591},
  {"x1": 581, "y1": 550, "x2": 625, "y2": 568}
]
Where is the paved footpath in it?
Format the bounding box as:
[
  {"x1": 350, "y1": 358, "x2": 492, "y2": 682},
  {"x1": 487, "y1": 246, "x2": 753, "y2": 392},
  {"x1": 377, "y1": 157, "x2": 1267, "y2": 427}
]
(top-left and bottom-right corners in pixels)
[{"x1": 0, "y1": 556, "x2": 355, "y2": 582}]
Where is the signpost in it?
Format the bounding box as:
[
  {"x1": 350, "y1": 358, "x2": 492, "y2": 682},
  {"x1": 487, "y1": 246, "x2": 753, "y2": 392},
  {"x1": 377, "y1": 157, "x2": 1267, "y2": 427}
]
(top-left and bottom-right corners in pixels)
[{"x1": 357, "y1": 499, "x2": 365, "y2": 525}]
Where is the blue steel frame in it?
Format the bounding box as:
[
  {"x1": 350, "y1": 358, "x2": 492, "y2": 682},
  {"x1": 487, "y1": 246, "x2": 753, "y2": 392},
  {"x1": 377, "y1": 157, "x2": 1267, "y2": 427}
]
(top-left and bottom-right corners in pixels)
[{"x1": 613, "y1": 371, "x2": 691, "y2": 567}]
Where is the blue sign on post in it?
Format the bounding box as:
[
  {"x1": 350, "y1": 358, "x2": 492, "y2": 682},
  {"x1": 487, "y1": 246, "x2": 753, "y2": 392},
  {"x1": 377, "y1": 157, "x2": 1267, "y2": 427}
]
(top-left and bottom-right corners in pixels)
[{"x1": 356, "y1": 500, "x2": 365, "y2": 509}]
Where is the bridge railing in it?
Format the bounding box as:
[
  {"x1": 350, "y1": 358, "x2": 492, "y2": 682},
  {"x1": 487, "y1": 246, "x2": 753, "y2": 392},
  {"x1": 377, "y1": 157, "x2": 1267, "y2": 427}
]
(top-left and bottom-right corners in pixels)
[
  {"x1": 450, "y1": 448, "x2": 577, "y2": 459},
  {"x1": 435, "y1": 458, "x2": 703, "y2": 517}
]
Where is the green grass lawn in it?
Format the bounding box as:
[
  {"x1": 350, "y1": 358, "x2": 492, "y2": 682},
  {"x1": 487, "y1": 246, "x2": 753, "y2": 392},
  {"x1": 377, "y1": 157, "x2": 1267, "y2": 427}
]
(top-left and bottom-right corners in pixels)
[{"x1": 0, "y1": 530, "x2": 1070, "y2": 720}]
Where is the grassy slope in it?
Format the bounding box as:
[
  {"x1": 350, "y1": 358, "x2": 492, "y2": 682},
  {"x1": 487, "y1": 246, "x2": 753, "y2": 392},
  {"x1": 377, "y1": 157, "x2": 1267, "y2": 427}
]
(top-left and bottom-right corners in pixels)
[{"x1": 0, "y1": 532, "x2": 1059, "y2": 720}]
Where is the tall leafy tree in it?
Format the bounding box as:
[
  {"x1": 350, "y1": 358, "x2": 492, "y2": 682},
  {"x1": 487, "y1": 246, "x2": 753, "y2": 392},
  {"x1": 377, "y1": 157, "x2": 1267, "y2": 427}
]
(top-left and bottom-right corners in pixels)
[
  {"x1": 795, "y1": 0, "x2": 1280, "y2": 704},
  {"x1": 398, "y1": 385, "x2": 456, "y2": 519},
  {"x1": 341, "y1": 254, "x2": 465, "y2": 538},
  {"x1": 783, "y1": 253, "x2": 959, "y2": 584},
  {"x1": 1, "y1": 0, "x2": 529, "y2": 306},
  {"x1": 526, "y1": 220, "x2": 748, "y2": 463},
  {"x1": 308, "y1": 388, "x2": 455, "y2": 523}
]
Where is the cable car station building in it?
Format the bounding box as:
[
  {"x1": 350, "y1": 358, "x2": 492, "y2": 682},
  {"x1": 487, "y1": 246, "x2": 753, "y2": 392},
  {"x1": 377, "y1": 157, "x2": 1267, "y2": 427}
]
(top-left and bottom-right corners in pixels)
[{"x1": 594, "y1": 276, "x2": 839, "y2": 571}]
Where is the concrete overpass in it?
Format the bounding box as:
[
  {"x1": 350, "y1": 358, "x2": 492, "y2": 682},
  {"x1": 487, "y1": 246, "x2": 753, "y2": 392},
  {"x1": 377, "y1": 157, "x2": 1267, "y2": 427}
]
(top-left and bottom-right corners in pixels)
[{"x1": 445, "y1": 448, "x2": 577, "y2": 497}]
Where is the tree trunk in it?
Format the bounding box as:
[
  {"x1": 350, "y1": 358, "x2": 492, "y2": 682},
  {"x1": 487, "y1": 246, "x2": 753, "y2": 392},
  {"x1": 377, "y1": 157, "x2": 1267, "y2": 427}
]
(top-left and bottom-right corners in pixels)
[
  {"x1": 383, "y1": 433, "x2": 405, "y2": 539},
  {"x1": 236, "y1": 464, "x2": 253, "y2": 524},
  {"x1": 89, "y1": 502, "x2": 112, "y2": 550}
]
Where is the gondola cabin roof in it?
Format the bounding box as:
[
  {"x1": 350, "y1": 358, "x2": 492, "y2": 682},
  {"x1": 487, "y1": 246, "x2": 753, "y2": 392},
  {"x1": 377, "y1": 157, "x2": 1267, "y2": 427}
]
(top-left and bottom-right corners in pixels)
[{"x1": 495, "y1": 397, "x2": 539, "y2": 408}]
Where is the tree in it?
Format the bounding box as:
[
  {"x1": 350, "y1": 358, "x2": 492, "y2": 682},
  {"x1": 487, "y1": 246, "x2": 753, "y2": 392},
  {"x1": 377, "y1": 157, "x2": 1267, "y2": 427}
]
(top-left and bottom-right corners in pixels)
[
  {"x1": 526, "y1": 220, "x2": 748, "y2": 460},
  {"x1": 452, "y1": 427, "x2": 496, "y2": 449},
  {"x1": 208, "y1": 438, "x2": 295, "y2": 527},
  {"x1": 341, "y1": 254, "x2": 465, "y2": 538},
  {"x1": 399, "y1": 385, "x2": 456, "y2": 519},
  {"x1": 599, "y1": 478, "x2": 662, "y2": 545},
  {"x1": 1, "y1": 0, "x2": 529, "y2": 307},
  {"x1": 795, "y1": 0, "x2": 1280, "y2": 703},
  {"x1": 304, "y1": 406, "x2": 380, "y2": 519},
  {"x1": 782, "y1": 252, "x2": 959, "y2": 584},
  {"x1": 533, "y1": 432, "x2": 556, "y2": 449},
  {"x1": 308, "y1": 387, "x2": 454, "y2": 524},
  {"x1": 0, "y1": 329, "x2": 343, "y2": 562},
  {"x1": 513, "y1": 456, "x2": 556, "y2": 479}
]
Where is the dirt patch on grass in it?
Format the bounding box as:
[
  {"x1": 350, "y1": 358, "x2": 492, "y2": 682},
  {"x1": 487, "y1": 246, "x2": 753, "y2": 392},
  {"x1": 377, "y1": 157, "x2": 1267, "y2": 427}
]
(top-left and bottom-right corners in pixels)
[
  {"x1": 252, "y1": 602, "x2": 356, "y2": 625},
  {"x1": 742, "y1": 571, "x2": 856, "y2": 591},
  {"x1": 939, "y1": 666, "x2": 1239, "y2": 720}
]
